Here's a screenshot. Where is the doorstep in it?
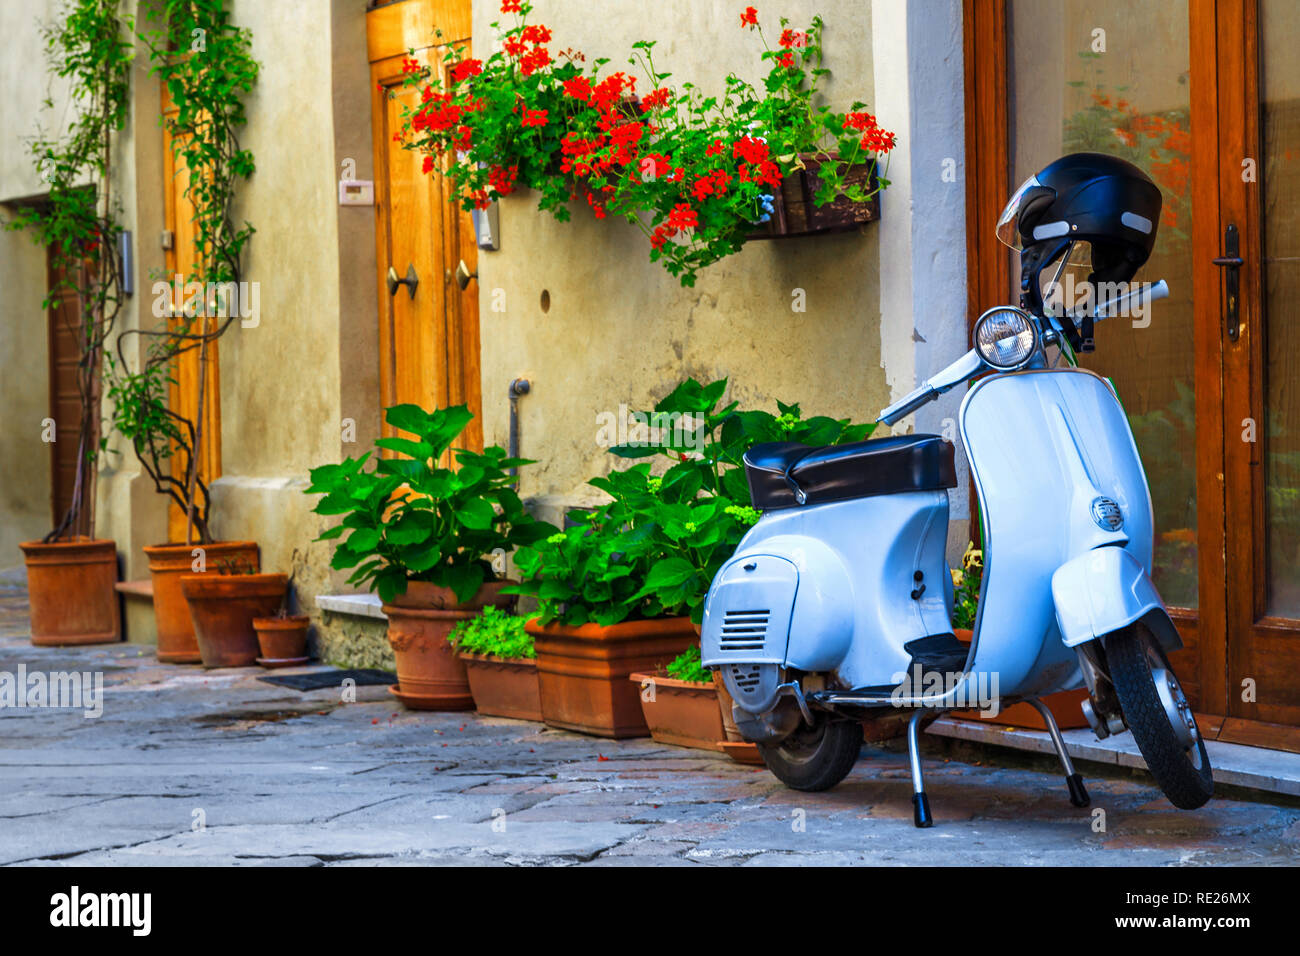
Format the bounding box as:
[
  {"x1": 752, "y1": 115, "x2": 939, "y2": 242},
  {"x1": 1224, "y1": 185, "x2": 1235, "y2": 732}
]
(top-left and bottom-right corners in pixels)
[
  {"x1": 927, "y1": 716, "x2": 1300, "y2": 798},
  {"x1": 315, "y1": 593, "x2": 386, "y2": 620}
]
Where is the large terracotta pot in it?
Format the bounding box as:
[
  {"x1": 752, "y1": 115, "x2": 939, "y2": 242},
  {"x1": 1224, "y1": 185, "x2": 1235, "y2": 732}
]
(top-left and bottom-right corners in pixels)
[
  {"x1": 180, "y1": 572, "x2": 287, "y2": 668},
  {"x1": 382, "y1": 580, "x2": 515, "y2": 711},
  {"x1": 144, "y1": 541, "x2": 259, "y2": 663},
  {"x1": 460, "y1": 653, "x2": 542, "y2": 722},
  {"x1": 631, "y1": 671, "x2": 726, "y2": 751},
  {"x1": 528, "y1": 617, "x2": 696, "y2": 738},
  {"x1": 19, "y1": 537, "x2": 121, "y2": 646},
  {"x1": 252, "y1": 614, "x2": 311, "y2": 661}
]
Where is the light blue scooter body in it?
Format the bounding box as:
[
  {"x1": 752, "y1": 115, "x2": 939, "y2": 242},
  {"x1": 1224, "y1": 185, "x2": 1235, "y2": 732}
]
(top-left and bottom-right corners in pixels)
[{"x1": 701, "y1": 365, "x2": 1179, "y2": 706}]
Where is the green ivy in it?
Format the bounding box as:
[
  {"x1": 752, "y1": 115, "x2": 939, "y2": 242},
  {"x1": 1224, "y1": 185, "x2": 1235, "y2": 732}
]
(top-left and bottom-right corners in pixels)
[
  {"x1": 107, "y1": 0, "x2": 259, "y2": 544},
  {"x1": 5, "y1": 0, "x2": 134, "y2": 542}
]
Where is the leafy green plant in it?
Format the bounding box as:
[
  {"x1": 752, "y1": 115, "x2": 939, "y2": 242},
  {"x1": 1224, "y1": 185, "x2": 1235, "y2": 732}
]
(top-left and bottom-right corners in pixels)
[
  {"x1": 510, "y1": 377, "x2": 872, "y2": 626},
  {"x1": 950, "y1": 542, "x2": 983, "y2": 631},
  {"x1": 665, "y1": 644, "x2": 712, "y2": 683},
  {"x1": 307, "y1": 404, "x2": 556, "y2": 605},
  {"x1": 107, "y1": 0, "x2": 259, "y2": 544},
  {"x1": 448, "y1": 606, "x2": 534, "y2": 660},
  {"x1": 396, "y1": 2, "x2": 895, "y2": 286},
  {"x1": 5, "y1": 0, "x2": 134, "y2": 542}
]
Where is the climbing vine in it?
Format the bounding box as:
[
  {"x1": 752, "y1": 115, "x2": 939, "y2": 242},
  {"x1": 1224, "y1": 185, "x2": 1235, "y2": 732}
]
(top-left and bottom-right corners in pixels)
[
  {"x1": 109, "y1": 0, "x2": 259, "y2": 544},
  {"x1": 6, "y1": 0, "x2": 134, "y2": 542}
]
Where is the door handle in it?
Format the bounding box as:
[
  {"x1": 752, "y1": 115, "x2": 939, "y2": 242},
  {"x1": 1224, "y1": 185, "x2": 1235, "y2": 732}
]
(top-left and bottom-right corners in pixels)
[
  {"x1": 454, "y1": 258, "x2": 477, "y2": 291},
  {"x1": 386, "y1": 263, "x2": 418, "y2": 299},
  {"x1": 1213, "y1": 223, "x2": 1242, "y2": 342}
]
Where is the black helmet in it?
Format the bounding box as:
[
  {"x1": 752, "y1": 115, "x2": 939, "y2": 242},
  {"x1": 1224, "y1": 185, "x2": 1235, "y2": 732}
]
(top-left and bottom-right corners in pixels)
[{"x1": 997, "y1": 152, "x2": 1162, "y2": 350}]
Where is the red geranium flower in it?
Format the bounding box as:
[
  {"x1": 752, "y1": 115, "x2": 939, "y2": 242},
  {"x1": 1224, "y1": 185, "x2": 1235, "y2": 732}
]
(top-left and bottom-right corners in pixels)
[
  {"x1": 563, "y1": 76, "x2": 592, "y2": 101},
  {"x1": 740, "y1": 6, "x2": 758, "y2": 27},
  {"x1": 449, "y1": 58, "x2": 482, "y2": 83},
  {"x1": 501, "y1": 0, "x2": 522, "y2": 12},
  {"x1": 641, "y1": 88, "x2": 672, "y2": 111},
  {"x1": 521, "y1": 107, "x2": 548, "y2": 127}
]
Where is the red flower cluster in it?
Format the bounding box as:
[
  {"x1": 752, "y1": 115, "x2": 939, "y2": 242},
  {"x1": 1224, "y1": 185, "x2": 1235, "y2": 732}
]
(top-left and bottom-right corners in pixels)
[
  {"x1": 449, "y1": 58, "x2": 482, "y2": 84},
  {"x1": 413, "y1": 91, "x2": 465, "y2": 134},
  {"x1": 843, "y1": 111, "x2": 897, "y2": 154},
  {"x1": 401, "y1": 57, "x2": 422, "y2": 74},
  {"x1": 501, "y1": 0, "x2": 522, "y2": 12},
  {"x1": 691, "y1": 167, "x2": 732, "y2": 200},
  {"x1": 740, "y1": 6, "x2": 758, "y2": 28},
  {"x1": 733, "y1": 135, "x2": 781, "y2": 187},
  {"x1": 521, "y1": 107, "x2": 548, "y2": 127},
  {"x1": 488, "y1": 164, "x2": 519, "y2": 196},
  {"x1": 778, "y1": 28, "x2": 808, "y2": 48},
  {"x1": 651, "y1": 202, "x2": 699, "y2": 249},
  {"x1": 640, "y1": 88, "x2": 672, "y2": 112},
  {"x1": 562, "y1": 76, "x2": 592, "y2": 101}
]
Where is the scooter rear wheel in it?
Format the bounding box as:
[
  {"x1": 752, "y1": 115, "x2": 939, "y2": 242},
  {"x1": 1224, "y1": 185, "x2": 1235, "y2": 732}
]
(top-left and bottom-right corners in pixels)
[
  {"x1": 758, "y1": 715, "x2": 862, "y2": 792},
  {"x1": 1107, "y1": 622, "x2": 1213, "y2": 810}
]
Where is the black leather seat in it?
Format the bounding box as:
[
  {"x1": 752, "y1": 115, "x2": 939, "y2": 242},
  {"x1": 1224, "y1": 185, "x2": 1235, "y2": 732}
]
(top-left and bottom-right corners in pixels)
[{"x1": 743, "y1": 435, "x2": 957, "y2": 510}]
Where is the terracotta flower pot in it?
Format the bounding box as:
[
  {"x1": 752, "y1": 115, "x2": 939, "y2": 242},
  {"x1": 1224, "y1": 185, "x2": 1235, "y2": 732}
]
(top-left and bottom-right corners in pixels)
[
  {"x1": 527, "y1": 617, "x2": 696, "y2": 738},
  {"x1": 252, "y1": 615, "x2": 311, "y2": 661},
  {"x1": 630, "y1": 671, "x2": 726, "y2": 751},
  {"x1": 144, "y1": 541, "x2": 259, "y2": 663},
  {"x1": 460, "y1": 653, "x2": 542, "y2": 722},
  {"x1": 949, "y1": 627, "x2": 1088, "y2": 729},
  {"x1": 180, "y1": 572, "x2": 287, "y2": 668},
  {"x1": 382, "y1": 580, "x2": 516, "y2": 711},
  {"x1": 19, "y1": 537, "x2": 121, "y2": 646}
]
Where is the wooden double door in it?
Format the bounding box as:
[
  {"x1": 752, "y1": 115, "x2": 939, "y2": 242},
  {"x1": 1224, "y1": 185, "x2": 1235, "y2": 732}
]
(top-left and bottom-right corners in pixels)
[{"x1": 969, "y1": 0, "x2": 1300, "y2": 748}]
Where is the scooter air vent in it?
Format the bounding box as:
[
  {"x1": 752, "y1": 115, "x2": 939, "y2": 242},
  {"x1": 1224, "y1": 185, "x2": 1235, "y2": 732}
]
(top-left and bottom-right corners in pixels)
[{"x1": 720, "y1": 609, "x2": 770, "y2": 651}]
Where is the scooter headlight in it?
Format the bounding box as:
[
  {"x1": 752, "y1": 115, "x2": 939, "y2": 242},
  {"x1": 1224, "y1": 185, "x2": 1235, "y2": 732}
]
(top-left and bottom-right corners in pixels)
[{"x1": 973, "y1": 307, "x2": 1039, "y2": 370}]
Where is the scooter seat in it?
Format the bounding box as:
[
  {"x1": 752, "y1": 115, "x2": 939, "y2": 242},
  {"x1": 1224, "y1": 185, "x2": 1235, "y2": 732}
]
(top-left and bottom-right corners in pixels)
[{"x1": 743, "y1": 435, "x2": 957, "y2": 510}]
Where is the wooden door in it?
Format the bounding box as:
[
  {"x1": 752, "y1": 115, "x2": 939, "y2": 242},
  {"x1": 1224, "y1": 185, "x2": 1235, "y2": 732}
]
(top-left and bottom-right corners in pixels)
[
  {"x1": 46, "y1": 252, "x2": 89, "y2": 528},
  {"x1": 367, "y1": 0, "x2": 482, "y2": 453},
  {"x1": 162, "y1": 85, "x2": 221, "y2": 544},
  {"x1": 1208, "y1": 0, "x2": 1300, "y2": 747},
  {"x1": 968, "y1": 0, "x2": 1300, "y2": 750}
]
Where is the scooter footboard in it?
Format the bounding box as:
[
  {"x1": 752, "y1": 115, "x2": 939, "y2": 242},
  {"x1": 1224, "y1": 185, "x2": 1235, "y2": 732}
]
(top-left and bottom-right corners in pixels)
[{"x1": 1050, "y1": 547, "x2": 1182, "y2": 652}]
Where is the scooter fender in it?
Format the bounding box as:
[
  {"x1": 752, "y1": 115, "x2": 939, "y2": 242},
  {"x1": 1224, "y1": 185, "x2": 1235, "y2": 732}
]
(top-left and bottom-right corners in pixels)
[{"x1": 1050, "y1": 546, "x2": 1183, "y2": 653}]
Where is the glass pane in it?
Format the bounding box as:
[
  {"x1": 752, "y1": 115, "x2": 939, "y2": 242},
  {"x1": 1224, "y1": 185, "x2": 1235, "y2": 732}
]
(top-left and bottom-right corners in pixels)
[
  {"x1": 1009, "y1": 0, "x2": 1197, "y2": 607},
  {"x1": 1261, "y1": 0, "x2": 1300, "y2": 618}
]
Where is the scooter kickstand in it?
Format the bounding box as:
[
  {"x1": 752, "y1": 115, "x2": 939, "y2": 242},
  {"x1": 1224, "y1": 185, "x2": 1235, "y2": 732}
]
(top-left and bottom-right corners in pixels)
[
  {"x1": 907, "y1": 709, "x2": 934, "y2": 828},
  {"x1": 1027, "y1": 698, "x2": 1090, "y2": 807}
]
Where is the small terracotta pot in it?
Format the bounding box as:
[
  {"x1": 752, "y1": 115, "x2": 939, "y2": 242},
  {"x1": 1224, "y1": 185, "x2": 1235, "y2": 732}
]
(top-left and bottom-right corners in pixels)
[
  {"x1": 144, "y1": 541, "x2": 259, "y2": 663},
  {"x1": 460, "y1": 653, "x2": 542, "y2": 721},
  {"x1": 252, "y1": 615, "x2": 310, "y2": 661},
  {"x1": 528, "y1": 617, "x2": 696, "y2": 738},
  {"x1": 382, "y1": 580, "x2": 516, "y2": 711},
  {"x1": 631, "y1": 671, "x2": 726, "y2": 751},
  {"x1": 19, "y1": 537, "x2": 121, "y2": 646},
  {"x1": 180, "y1": 572, "x2": 287, "y2": 668}
]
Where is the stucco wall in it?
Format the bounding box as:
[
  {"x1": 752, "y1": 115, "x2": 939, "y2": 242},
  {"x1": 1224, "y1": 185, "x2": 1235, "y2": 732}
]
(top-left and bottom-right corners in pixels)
[{"x1": 471, "y1": 0, "x2": 888, "y2": 511}]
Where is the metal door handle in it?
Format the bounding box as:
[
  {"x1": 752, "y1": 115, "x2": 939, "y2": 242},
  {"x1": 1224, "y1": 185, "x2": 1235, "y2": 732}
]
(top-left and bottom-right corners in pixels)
[
  {"x1": 386, "y1": 263, "x2": 418, "y2": 299},
  {"x1": 1213, "y1": 224, "x2": 1242, "y2": 342},
  {"x1": 454, "y1": 259, "x2": 477, "y2": 291}
]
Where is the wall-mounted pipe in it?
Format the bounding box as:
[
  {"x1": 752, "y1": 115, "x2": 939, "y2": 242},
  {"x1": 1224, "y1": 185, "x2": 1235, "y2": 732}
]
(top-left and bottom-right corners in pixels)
[{"x1": 508, "y1": 378, "x2": 530, "y2": 478}]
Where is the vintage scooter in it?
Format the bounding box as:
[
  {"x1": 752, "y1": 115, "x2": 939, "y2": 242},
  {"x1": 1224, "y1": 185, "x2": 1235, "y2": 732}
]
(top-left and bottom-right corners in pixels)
[{"x1": 700, "y1": 153, "x2": 1213, "y2": 827}]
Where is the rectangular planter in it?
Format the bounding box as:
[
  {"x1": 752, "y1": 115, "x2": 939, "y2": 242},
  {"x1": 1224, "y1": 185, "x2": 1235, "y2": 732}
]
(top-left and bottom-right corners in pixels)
[
  {"x1": 527, "y1": 617, "x2": 696, "y2": 738},
  {"x1": 630, "y1": 672, "x2": 726, "y2": 752},
  {"x1": 460, "y1": 653, "x2": 543, "y2": 722},
  {"x1": 748, "y1": 153, "x2": 880, "y2": 239}
]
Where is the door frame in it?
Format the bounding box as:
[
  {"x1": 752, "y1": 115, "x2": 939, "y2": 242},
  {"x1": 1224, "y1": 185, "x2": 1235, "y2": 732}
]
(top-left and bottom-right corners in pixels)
[{"x1": 963, "y1": 0, "x2": 1300, "y2": 750}]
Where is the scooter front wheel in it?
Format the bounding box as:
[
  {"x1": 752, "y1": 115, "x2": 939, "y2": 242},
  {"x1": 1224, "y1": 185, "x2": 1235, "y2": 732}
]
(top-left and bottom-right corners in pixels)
[
  {"x1": 1107, "y1": 622, "x2": 1213, "y2": 810},
  {"x1": 758, "y1": 715, "x2": 862, "y2": 792}
]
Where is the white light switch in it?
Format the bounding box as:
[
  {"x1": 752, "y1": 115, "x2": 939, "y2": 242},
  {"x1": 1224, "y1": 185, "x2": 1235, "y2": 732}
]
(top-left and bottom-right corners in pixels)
[{"x1": 338, "y1": 180, "x2": 374, "y2": 206}]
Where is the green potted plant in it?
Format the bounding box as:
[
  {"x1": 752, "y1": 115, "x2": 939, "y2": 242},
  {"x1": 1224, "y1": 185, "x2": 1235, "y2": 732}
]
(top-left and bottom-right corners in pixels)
[
  {"x1": 109, "y1": 3, "x2": 260, "y2": 663},
  {"x1": 630, "y1": 645, "x2": 727, "y2": 751},
  {"x1": 511, "y1": 376, "x2": 872, "y2": 739},
  {"x1": 306, "y1": 403, "x2": 555, "y2": 710},
  {"x1": 396, "y1": 3, "x2": 894, "y2": 286},
  {"x1": 180, "y1": 555, "x2": 287, "y2": 669},
  {"x1": 448, "y1": 606, "x2": 541, "y2": 721},
  {"x1": 9, "y1": 0, "x2": 132, "y2": 646}
]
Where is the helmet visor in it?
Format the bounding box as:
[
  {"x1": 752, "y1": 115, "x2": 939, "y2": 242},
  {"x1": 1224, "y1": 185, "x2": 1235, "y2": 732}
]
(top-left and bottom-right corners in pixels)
[{"x1": 996, "y1": 174, "x2": 1045, "y2": 250}]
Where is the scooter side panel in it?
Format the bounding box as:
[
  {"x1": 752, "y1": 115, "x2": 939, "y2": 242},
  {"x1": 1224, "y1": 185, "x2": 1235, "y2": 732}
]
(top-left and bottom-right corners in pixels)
[{"x1": 960, "y1": 368, "x2": 1156, "y2": 697}]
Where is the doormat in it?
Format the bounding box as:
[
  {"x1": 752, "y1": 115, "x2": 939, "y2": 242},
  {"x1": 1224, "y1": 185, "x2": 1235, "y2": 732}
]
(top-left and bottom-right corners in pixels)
[{"x1": 258, "y1": 668, "x2": 397, "y2": 692}]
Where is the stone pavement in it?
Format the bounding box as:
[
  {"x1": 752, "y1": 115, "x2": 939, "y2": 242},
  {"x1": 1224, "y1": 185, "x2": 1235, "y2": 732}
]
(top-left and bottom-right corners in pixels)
[{"x1": 1, "y1": 582, "x2": 1298, "y2": 866}]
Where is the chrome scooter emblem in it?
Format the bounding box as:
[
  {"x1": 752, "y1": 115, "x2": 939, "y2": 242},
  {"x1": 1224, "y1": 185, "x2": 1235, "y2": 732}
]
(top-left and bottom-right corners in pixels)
[{"x1": 1091, "y1": 496, "x2": 1124, "y2": 531}]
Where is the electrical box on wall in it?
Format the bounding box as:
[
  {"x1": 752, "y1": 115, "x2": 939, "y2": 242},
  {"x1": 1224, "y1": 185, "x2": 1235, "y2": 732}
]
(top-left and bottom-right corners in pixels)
[
  {"x1": 472, "y1": 202, "x2": 499, "y2": 251},
  {"x1": 338, "y1": 180, "x2": 374, "y2": 206}
]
